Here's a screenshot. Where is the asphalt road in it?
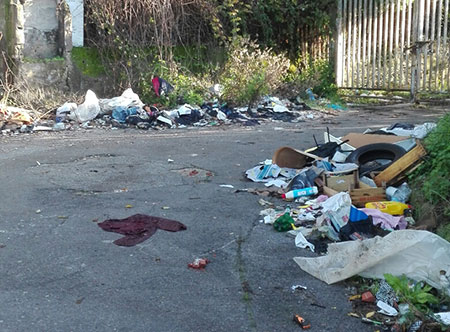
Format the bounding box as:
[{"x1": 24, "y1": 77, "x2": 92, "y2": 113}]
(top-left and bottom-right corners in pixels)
[{"x1": 0, "y1": 104, "x2": 447, "y2": 332}]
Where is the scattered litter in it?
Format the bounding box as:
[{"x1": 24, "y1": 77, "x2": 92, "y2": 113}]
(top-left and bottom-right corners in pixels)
[
  {"x1": 125, "y1": 204, "x2": 133, "y2": 208},
  {"x1": 377, "y1": 300, "x2": 398, "y2": 316},
  {"x1": 35, "y1": 209, "x2": 41, "y2": 214},
  {"x1": 361, "y1": 291, "x2": 375, "y2": 303},
  {"x1": 98, "y1": 214, "x2": 186, "y2": 246},
  {"x1": 293, "y1": 314, "x2": 311, "y2": 329},
  {"x1": 291, "y1": 284, "x2": 308, "y2": 291},
  {"x1": 295, "y1": 232, "x2": 315, "y2": 252},
  {"x1": 435, "y1": 312, "x2": 450, "y2": 325},
  {"x1": 188, "y1": 258, "x2": 209, "y2": 269},
  {"x1": 219, "y1": 184, "x2": 234, "y2": 189},
  {"x1": 168, "y1": 159, "x2": 174, "y2": 163}
]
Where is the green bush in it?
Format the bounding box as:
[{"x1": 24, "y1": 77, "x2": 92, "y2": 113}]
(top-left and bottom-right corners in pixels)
[
  {"x1": 285, "y1": 55, "x2": 337, "y2": 100},
  {"x1": 410, "y1": 114, "x2": 450, "y2": 240},
  {"x1": 219, "y1": 38, "x2": 290, "y2": 105}
]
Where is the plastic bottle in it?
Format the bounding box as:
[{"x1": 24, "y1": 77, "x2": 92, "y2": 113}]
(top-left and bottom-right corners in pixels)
[
  {"x1": 364, "y1": 201, "x2": 411, "y2": 215},
  {"x1": 282, "y1": 186, "x2": 318, "y2": 200}
]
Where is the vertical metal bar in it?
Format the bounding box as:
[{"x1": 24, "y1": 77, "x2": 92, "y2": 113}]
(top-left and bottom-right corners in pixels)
[
  {"x1": 443, "y1": 0, "x2": 449, "y2": 91},
  {"x1": 352, "y1": 0, "x2": 358, "y2": 87},
  {"x1": 357, "y1": 0, "x2": 362, "y2": 87},
  {"x1": 418, "y1": 0, "x2": 426, "y2": 92},
  {"x1": 378, "y1": 0, "x2": 384, "y2": 88},
  {"x1": 395, "y1": 0, "x2": 401, "y2": 88},
  {"x1": 347, "y1": 0, "x2": 353, "y2": 87},
  {"x1": 384, "y1": 0, "x2": 389, "y2": 89},
  {"x1": 337, "y1": 0, "x2": 344, "y2": 87},
  {"x1": 368, "y1": 0, "x2": 373, "y2": 87},
  {"x1": 423, "y1": 0, "x2": 431, "y2": 90},
  {"x1": 406, "y1": 0, "x2": 413, "y2": 86},
  {"x1": 373, "y1": 0, "x2": 378, "y2": 87},
  {"x1": 435, "y1": 0, "x2": 443, "y2": 90},
  {"x1": 430, "y1": 0, "x2": 437, "y2": 90},
  {"x1": 389, "y1": 0, "x2": 395, "y2": 89},
  {"x1": 362, "y1": 0, "x2": 368, "y2": 87},
  {"x1": 400, "y1": 0, "x2": 407, "y2": 87}
]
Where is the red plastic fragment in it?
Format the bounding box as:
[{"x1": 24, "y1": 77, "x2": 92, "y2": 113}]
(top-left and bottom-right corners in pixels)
[
  {"x1": 188, "y1": 258, "x2": 209, "y2": 269},
  {"x1": 361, "y1": 291, "x2": 375, "y2": 303}
]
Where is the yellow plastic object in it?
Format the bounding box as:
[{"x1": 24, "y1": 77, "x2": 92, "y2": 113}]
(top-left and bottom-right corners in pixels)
[{"x1": 365, "y1": 201, "x2": 410, "y2": 215}]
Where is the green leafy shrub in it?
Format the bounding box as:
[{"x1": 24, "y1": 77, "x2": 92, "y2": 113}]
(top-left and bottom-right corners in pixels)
[
  {"x1": 410, "y1": 114, "x2": 450, "y2": 240},
  {"x1": 285, "y1": 54, "x2": 337, "y2": 100},
  {"x1": 384, "y1": 274, "x2": 439, "y2": 313},
  {"x1": 219, "y1": 38, "x2": 290, "y2": 105}
]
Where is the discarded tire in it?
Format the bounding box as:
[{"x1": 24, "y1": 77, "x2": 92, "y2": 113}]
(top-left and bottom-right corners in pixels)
[{"x1": 345, "y1": 143, "x2": 406, "y2": 175}]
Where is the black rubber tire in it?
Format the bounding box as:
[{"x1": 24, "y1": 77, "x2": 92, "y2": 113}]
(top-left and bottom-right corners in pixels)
[{"x1": 345, "y1": 143, "x2": 406, "y2": 174}]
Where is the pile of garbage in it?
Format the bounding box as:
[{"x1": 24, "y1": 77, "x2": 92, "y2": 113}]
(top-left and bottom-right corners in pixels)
[
  {"x1": 0, "y1": 87, "x2": 336, "y2": 135},
  {"x1": 242, "y1": 122, "x2": 450, "y2": 331}
]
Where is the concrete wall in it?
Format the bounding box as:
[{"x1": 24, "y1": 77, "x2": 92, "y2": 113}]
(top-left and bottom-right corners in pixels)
[
  {"x1": 0, "y1": 4, "x2": 5, "y2": 81},
  {"x1": 67, "y1": 0, "x2": 83, "y2": 47},
  {"x1": 23, "y1": 0, "x2": 59, "y2": 58}
]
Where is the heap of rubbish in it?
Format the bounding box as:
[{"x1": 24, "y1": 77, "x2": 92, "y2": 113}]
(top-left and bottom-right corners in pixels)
[
  {"x1": 0, "y1": 86, "x2": 338, "y2": 135},
  {"x1": 242, "y1": 122, "x2": 450, "y2": 331}
]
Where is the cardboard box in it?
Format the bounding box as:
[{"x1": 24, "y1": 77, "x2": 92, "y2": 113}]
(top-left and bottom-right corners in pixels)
[{"x1": 322, "y1": 170, "x2": 358, "y2": 192}]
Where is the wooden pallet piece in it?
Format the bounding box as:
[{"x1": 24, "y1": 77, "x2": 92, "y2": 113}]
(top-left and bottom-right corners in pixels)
[
  {"x1": 374, "y1": 142, "x2": 427, "y2": 187},
  {"x1": 350, "y1": 187, "x2": 387, "y2": 207}
]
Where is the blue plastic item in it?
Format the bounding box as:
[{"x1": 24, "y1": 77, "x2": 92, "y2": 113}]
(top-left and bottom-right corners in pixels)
[
  {"x1": 349, "y1": 206, "x2": 369, "y2": 222},
  {"x1": 112, "y1": 106, "x2": 139, "y2": 123}
]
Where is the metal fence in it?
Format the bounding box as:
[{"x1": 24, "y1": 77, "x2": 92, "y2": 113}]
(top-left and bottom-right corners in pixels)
[{"x1": 336, "y1": 0, "x2": 450, "y2": 95}]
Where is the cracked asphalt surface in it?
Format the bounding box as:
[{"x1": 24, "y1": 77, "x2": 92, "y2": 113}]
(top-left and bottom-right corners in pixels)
[{"x1": 0, "y1": 104, "x2": 447, "y2": 331}]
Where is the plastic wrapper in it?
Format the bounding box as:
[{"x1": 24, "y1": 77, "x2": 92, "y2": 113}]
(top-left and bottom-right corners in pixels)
[{"x1": 293, "y1": 230, "x2": 450, "y2": 291}]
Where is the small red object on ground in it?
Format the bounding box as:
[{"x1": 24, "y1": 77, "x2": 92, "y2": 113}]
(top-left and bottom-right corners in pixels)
[
  {"x1": 293, "y1": 314, "x2": 311, "y2": 329},
  {"x1": 361, "y1": 291, "x2": 375, "y2": 303},
  {"x1": 188, "y1": 258, "x2": 209, "y2": 269}
]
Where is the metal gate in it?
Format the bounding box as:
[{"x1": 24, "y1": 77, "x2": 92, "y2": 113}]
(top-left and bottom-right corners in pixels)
[{"x1": 336, "y1": 0, "x2": 450, "y2": 95}]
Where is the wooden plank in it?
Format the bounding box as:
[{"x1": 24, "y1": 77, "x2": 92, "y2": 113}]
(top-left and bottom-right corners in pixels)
[
  {"x1": 430, "y1": 0, "x2": 437, "y2": 90},
  {"x1": 357, "y1": 0, "x2": 362, "y2": 87},
  {"x1": 389, "y1": 0, "x2": 395, "y2": 89},
  {"x1": 400, "y1": 0, "x2": 406, "y2": 87},
  {"x1": 368, "y1": 0, "x2": 373, "y2": 87},
  {"x1": 351, "y1": 188, "x2": 386, "y2": 195},
  {"x1": 374, "y1": 142, "x2": 427, "y2": 186},
  {"x1": 378, "y1": 0, "x2": 384, "y2": 88},
  {"x1": 406, "y1": 0, "x2": 413, "y2": 86},
  {"x1": 424, "y1": 0, "x2": 431, "y2": 90},
  {"x1": 353, "y1": 0, "x2": 358, "y2": 87},
  {"x1": 417, "y1": 0, "x2": 426, "y2": 91},
  {"x1": 395, "y1": 0, "x2": 401, "y2": 88},
  {"x1": 362, "y1": 0, "x2": 368, "y2": 86},
  {"x1": 348, "y1": 0, "x2": 353, "y2": 87},
  {"x1": 443, "y1": 0, "x2": 449, "y2": 91},
  {"x1": 337, "y1": 0, "x2": 344, "y2": 87},
  {"x1": 435, "y1": 0, "x2": 443, "y2": 90},
  {"x1": 384, "y1": 0, "x2": 390, "y2": 88},
  {"x1": 373, "y1": 0, "x2": 378, "y2": 87}
]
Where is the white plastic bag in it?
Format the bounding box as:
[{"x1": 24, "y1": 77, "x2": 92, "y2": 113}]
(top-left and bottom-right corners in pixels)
[
  {"x1": 56, "y1": 102, "x2": 77, "y2": 121},
  {"x1": 71, "y1": 90, "x2": 100, "y2": 123},
  {"x1": 321, "y1": 192, "x2": 352, "y2": 232},
  {"x1": 98, "y1": 88, "x2": 144, "y2": 115}
]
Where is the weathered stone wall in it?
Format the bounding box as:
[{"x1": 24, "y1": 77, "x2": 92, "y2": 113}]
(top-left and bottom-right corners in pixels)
[
  {"x1": 23, "y1": 0, "x2": 59, "y2": 58},
  {"x1": 0, "y1": 3, "x2": 6, "y2": 81}
]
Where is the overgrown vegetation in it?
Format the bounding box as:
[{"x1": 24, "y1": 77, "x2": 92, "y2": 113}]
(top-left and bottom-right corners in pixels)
[
  {"x1": 79, "y1": 0, "x2": 336, "y2": 106},
  {"x1": 410, "y1": 114, "x2": 450, "y2": 240}
]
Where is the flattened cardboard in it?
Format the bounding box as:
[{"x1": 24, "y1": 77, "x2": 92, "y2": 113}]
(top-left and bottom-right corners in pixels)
[
  {"x1": 272, "y1": 146, "x2": 321, "y2": 169},
  {"x1": 341, "y1": 133, "x2": 410, "y2": 149}
]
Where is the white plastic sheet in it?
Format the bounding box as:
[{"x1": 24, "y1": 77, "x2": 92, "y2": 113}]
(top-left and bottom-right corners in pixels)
[
  {"x1": 71, "y1": 90, "x2": 100, "y2": 123},
  {"x1": 294, "y1": 230, "x2": 450, "y2": 291}
]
